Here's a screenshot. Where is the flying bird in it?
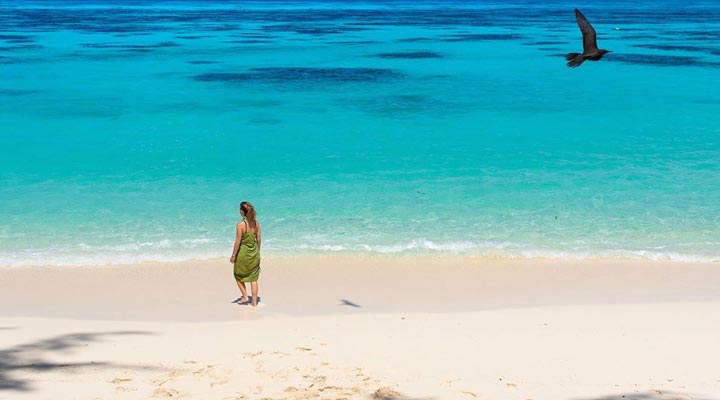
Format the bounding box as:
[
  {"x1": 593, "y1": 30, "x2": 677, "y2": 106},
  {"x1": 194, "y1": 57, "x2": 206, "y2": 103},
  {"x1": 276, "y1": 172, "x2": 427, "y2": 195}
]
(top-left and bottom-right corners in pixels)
[{"x1": 566, "y1": 8, "x2": 611, "y2": 68}]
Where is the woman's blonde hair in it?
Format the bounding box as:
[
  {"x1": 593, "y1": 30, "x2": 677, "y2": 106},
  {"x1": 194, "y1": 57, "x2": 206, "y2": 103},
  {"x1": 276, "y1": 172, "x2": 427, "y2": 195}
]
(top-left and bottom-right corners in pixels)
[{"x1": 240, "y1": 201, "x2": 257, "y2": 229}]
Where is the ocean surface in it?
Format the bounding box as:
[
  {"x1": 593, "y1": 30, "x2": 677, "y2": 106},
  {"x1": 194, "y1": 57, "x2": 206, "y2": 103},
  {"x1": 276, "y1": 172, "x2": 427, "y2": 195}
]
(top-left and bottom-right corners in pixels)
[{"x1": 1, "y1": 0, "x2": 719, "y2": 266}]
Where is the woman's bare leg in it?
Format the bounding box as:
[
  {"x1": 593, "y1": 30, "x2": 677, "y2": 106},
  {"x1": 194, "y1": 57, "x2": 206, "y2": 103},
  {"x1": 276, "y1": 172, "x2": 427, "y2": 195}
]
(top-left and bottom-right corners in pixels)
[
  {"x1": 250, "y1": 281, "x2": 259, "y2": 307},
  {"x1": 236, "y1": 281, "x2": 249, "y2": 303}
]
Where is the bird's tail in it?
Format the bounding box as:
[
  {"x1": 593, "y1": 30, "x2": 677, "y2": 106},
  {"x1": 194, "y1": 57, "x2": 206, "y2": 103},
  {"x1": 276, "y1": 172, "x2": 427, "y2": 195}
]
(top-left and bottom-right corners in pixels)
[{"x1": 565, "y1": 53, "x2": 584, "y2": 68}]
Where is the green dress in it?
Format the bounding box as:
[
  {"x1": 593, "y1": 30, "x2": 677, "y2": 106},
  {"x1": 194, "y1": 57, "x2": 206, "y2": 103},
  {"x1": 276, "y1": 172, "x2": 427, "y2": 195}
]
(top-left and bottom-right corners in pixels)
[{"x1": 234, "y1": 219, "x2": 260, "y2": 282}]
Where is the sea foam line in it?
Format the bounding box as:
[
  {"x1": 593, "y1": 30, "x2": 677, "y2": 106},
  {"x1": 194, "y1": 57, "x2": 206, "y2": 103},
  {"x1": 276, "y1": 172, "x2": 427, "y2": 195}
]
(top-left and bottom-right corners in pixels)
[{"x1": 1, "y1": 239, "x2": 718, "y2": 267}]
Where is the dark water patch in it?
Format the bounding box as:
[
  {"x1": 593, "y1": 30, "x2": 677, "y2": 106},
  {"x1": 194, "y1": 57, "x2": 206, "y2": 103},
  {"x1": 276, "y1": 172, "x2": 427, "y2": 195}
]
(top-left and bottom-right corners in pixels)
[
  {"x1": 194, "y1": 67, "x2": 404, "y2": 85},
  {"x1": 231, "y1": 33, "x2": 276, "y2": 39},
  {"x1": 187, "y1": 60, "x2": 219, "y2": 65},
  {"x1": 3, "y1": 6, "x2": 161, "y2": 34},
  {"x1": 67, "y1": 24, "x2": 156, "y2": 34},
  {"x1": 0, "y1": 44, "x2": 44, "y2": 51},
  {"x1": 332, "y1": 8, "x2": 571, "y2": 28},
  {"x1": 0, "y1": 58, "x2": 19, "y2": 64},
  {"x1": 537, "y1": 47, "x2": 561, "y2": 52},
  {"x1": 372, "y1": 51, "x2": 443, "y2": 59},
  {"x1": 328, "y1": 40, "x2": 380, "y2": 45},
  {"x1": 176, "y1": 35, "x2": 213, "y2": 40},
  {"x1": 64, "y1": 47, "x2": 183, "y2": 62},
  {"x1": 0, "y1": 34, "x2": 36, "y2": 45},
  {"x1": 634, "y1": 44, "x2": 705, "y2": 52},
  {"x1": 80, "y1": 41, "x2": 180, "y2": 50},
  {"x1": 124, "y1": 48, "x2": 154, "y2": 53},
  {"x1": 606, "y1": 53, "x2": 720, "y2": 68},
  {"x1": 4, "y1": 6, "x2": 720, "y2": 36},
  {"x1": 441, "y1": 33, "x2": 524, "y2": 42},
  {"x1": 632, "y1": 44, "x2": 720, "y2": 56},
  {"x1": 260, "y1": 23, "x2": 345, "y2": 35},
  {"x1": 223, "y1": 39, "x2": 273, "y2": 44},
  {"x1": 6, "y1": 38, "x2": 36, "y2": 44},
  {"x1": 610, "y1": 27, "x2": 645, "y2": 32},
  {"x1": 207, "y1": 24, "x2": 240, "y2": 32},
  {"x1": 621, "y1": 34, "x2": 657, "y2": 40},
  {"x1": 397, "y1": 37, "x2": 433, "y2": 43},
  {"x1": 64, "y1": 51, "x2": 132, "y2": 62},
  {"x1": 524, "y1": 40, "x2": 565, "y2": 46},
  {"x1": 113, "y1": 32, "x2": 153, "y2": 37},
  {"x1": 685, "y1": 31, "x2": 720, "y2": 39},
  {"x1": 0, "y1": 34, "x2": 33, "y2": 41},
  {"x1": 662, "y1": 30, "x2": 720, "y2": 40}
]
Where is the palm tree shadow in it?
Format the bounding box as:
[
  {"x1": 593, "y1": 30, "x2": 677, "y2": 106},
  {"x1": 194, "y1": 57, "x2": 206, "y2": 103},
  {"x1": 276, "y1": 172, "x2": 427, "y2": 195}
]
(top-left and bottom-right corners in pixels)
[{"x1": 0, "y1": 330, "x2": 157, "y2": 392}]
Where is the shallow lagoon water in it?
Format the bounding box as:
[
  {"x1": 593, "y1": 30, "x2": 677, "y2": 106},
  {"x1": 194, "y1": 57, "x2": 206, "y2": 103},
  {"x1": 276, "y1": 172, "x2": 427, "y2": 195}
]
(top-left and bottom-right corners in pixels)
[{"x1": 1, "y1": 0, "x2": 719, "y2": 265}]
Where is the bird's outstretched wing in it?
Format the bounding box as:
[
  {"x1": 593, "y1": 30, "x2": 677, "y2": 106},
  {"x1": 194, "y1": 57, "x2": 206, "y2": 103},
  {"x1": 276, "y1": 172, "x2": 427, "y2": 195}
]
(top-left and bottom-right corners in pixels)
[{"x1": 575, "y1": 8, "x2": 598, "y2": 53}]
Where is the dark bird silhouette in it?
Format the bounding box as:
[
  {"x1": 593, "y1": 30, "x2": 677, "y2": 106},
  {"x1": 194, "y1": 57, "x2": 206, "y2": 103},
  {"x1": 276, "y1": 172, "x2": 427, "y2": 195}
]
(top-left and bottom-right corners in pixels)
[{"x1": 566, "y1": 8, "x2": 611, "y2": 68}]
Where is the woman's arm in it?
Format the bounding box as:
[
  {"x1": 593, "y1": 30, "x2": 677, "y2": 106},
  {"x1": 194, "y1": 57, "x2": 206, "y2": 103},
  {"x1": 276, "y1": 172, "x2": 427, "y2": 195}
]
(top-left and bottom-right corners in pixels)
[
  {"x1": 256, "y1": 222, "x2": 262, "y2": 250},
  {"x1": 230, "y1": 222, "x2": 243, "y2": 263}
]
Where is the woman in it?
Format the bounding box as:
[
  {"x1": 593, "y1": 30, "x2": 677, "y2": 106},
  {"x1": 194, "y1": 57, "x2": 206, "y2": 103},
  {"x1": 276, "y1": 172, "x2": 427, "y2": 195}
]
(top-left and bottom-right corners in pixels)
[{"x1": 230, "y1": 201, "x2": 262, "y2": 307}]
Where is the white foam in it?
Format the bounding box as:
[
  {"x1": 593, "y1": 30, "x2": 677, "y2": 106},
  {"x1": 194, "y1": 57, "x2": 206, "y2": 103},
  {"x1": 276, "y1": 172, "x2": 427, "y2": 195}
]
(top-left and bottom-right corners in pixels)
[
  {"x1": 1, "y1": 239, "x2": 718, "y2": 267},
  {"x1": 275, "y1": 240, "x2": 720, "y2": 263}
]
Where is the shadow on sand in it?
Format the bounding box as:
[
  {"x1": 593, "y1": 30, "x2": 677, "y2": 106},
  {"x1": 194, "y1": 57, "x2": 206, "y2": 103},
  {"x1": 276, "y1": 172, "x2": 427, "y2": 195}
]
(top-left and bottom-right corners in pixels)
[
  {"x1": 371, "y1": 387, "x2": 434, "y2": 400},
  {"x1": 340, "y1": 299, "x2": 362, "y2": 308},
  {"x1": 575, "y1": 392, "x2": 718, "y2": 400},
  {"x1": 0, "y1": 330, "x2": 156, "y2": 392},
  {"x1": 231, "y1": 296, "x2": 262, "y2": 306}
]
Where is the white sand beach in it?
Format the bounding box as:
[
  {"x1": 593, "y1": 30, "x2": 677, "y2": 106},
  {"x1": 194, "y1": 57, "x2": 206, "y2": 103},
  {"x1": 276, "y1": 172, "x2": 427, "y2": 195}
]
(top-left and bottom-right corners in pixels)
[{"x1": 1, "y1": 255, "x2": 719, "y2": 399}]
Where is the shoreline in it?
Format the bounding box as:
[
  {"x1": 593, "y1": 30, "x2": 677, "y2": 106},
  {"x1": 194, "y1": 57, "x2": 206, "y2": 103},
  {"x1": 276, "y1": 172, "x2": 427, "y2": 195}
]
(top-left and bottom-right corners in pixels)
[{"x1": 3, "y1": 250, "x2": 719, "y2": 270}]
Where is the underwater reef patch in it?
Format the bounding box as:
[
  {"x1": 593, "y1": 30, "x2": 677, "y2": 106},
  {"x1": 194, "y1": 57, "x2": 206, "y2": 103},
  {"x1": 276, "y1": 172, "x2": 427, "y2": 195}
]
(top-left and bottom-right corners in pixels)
[
  {"x1": 80, "y1": 41, "x2": 180, "y2": 51},
  {"x1": 193, "y1": 67, "x2": 404, "y2": 85},
  {"x1": 440, "y1": 33, "x2": 524, "y2": 42},
  {"x1": 187, "y1": 60, "x2": 219, "y2": 65},
  {"x1": 371, "y1": 51, "x2": 443, "y2": 59},
  {"x1": 606, "y1": 53, "x2": 720, "y2": 68}
]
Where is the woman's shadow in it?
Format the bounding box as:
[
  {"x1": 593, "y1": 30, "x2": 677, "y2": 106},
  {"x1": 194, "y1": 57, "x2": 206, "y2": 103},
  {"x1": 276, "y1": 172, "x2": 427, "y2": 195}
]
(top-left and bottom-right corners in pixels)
[{"x1": 231, "y1": 297, "x2": 261, "y2": 306}]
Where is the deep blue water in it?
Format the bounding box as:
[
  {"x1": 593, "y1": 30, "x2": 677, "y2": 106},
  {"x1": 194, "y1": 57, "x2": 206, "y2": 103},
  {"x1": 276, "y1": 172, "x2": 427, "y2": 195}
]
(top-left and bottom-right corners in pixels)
[{"x1": 1, "y1": 0, "x2": 719, "y2": 266}]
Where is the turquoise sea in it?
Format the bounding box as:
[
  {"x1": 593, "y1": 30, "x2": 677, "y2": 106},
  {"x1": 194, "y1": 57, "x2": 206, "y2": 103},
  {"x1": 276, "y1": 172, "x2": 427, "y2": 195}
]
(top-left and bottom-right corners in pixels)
[{"x1": 1, "y1": 0, "x2": 719, "y2": 266}]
